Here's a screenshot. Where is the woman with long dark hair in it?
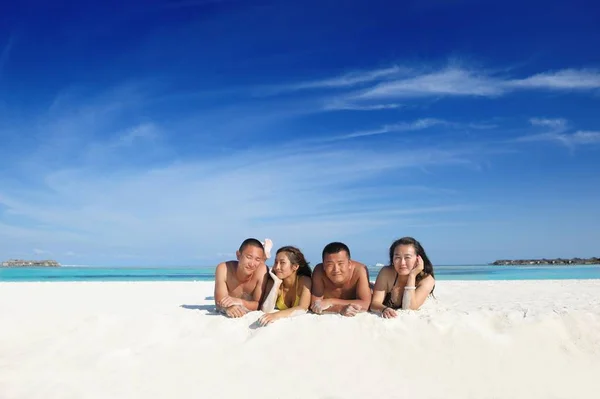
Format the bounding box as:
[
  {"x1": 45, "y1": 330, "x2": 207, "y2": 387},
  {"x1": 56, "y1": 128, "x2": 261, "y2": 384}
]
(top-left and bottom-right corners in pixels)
[
  {"x1": 370, "y1": 237, "x2": 435, "y2": 317},
  {"x1": 259, "y1": 246, "x2": 312, "y2": 326}
]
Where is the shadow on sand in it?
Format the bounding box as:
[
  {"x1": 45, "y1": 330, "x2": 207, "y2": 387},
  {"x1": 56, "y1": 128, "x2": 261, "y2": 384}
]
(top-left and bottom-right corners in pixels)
[
  {"x1": 181, "y1": 304, "x2": 266, "y2": 329},
  {"x1": 180, "y1": 304, "x2": 220, "y2": 315}
]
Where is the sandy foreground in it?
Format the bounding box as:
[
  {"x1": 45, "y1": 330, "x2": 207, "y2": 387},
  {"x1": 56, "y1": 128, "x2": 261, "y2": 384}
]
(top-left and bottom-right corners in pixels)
[{"x1": 1, "y1": 280, "x2": 600, "y2": 399}]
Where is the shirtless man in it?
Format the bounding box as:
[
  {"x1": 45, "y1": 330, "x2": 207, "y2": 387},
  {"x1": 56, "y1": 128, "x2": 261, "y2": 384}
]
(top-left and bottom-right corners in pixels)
[
  {"x1": 214, "y1": 238, "x2": 269, "y2": 318},
  {"x1": 310, "y1": 242, "x2": 372, "y2": 317}
]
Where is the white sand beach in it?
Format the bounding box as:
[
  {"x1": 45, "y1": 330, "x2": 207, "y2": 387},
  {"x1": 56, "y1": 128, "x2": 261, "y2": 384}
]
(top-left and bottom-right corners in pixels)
[{"x1": 1, "y1": 280, "x2": 600, "y2": 399}]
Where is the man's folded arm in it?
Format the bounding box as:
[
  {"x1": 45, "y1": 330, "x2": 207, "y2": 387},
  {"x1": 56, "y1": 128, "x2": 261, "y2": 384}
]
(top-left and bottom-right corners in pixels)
[
  {"x1": 310, "y1": 264, "x2": 325, "y2": 307},
  {"x1": 321, "y1": 265, "x2": 371, "y2": 312},
  {"x1": 241, "y1": 265, "x2": 268, "y2": 311},
  {"x1": 214, "y1": 263, "x2": 230, "y2": 309},
  {"x1": 354, "y1": 264, "x2": 372, "y2": 310}
]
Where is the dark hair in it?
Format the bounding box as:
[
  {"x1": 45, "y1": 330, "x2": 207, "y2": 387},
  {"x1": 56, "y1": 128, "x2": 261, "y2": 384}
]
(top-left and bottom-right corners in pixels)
[
  {"x1": 389, "y1": 237, "x2": 435, "y2": 292},
  {"x1": 276, "y1": 246, "x2": 312, "y2": 278},
  {"x1": 239, "y1": 238, "x2": 265, "y2": 254},
  {"x1": 322, "y1": 242, "x2": 351, "y2": 260}
]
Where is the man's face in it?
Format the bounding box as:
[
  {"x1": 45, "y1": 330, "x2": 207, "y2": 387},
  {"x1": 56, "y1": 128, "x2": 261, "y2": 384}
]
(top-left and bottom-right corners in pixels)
[
  {"x1": 236, "y1": 245, "x2": 264, "y2": 275},
  {"x1": 323, "y1": 250, "x2": 352, "y2": 284}
]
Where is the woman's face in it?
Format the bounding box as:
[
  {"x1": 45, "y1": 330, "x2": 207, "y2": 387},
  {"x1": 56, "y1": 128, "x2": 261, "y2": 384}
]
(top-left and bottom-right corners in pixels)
[
  {"x1": 392, "y1": 244, "x2": 418, "y2": 275},
  {"x1": 272, "y1": 252, "x2": 298, "y2": 279}
]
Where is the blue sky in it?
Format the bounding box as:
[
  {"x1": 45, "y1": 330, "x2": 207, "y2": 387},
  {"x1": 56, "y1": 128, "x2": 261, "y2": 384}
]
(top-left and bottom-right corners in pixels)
[{"x1": 1, "y1": 0, "x2": 599, "y2": 266}]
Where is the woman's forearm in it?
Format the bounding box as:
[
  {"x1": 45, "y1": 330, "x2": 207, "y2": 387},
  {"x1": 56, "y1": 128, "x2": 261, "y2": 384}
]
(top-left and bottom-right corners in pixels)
[
  {"x1": 277, "y1": 307, "x2": 308, "y2": 318},
  {"x1": 261, "y1": 281, "x2": 281, "y2": 312},
  {"x1": 370, "y1": 301, "x2": 387, "y2": 313},
  {"x1": 401, "y1": 289, "x2": 416, "y2": 310},
  {"x1": 401, "y1": 274, "x2": 418, "y2": 310}
]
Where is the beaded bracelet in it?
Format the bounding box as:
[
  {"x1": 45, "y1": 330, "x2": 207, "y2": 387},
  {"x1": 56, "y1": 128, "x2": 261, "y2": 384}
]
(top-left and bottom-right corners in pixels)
[{"x1": 404, "y1": 286, "x2": 416, "y2": 290}]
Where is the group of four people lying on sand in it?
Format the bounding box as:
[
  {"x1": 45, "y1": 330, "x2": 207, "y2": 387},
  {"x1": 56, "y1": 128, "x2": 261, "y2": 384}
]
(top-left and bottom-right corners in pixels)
[{"x1": 213, "y1": 237, "x2": 435, "y2": 325}]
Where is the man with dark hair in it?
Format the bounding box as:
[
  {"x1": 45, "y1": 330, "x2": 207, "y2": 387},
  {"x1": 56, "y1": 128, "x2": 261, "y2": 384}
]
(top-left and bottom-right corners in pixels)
[
  {"x1": 310, "y1": 241, "x2": 371, "y2": 317},
  {"x1": 214, "y1": 238, "x2": 271, "y2": 318}
]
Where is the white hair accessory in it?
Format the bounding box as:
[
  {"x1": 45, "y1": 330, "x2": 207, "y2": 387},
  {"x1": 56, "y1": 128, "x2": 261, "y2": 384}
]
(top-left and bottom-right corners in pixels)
[{"x1": 261, "y1": 238, "x2": 273, "y2": 259}]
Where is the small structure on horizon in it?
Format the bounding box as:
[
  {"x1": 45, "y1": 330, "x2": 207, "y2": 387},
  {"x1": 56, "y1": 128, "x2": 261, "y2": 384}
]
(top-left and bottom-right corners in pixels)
[
  {"x1": 490, "y1": 257, "x2": 599, "y2": 266},
  {"x1": 1, "y1": 259, "x2": 61, "y2": 267}
]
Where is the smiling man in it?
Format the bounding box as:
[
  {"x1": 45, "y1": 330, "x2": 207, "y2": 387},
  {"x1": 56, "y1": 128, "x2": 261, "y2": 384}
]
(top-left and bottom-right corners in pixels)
[
  {"x1": 310, "y1": 242, "x2": 372, "y2": 317},
  {"x1": 214, "y1": 238, "x2": 269, "y2": 318}
]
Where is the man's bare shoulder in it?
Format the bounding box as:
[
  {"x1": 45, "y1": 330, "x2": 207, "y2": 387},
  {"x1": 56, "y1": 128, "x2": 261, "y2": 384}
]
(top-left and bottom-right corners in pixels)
[
  {"x1": 215, "y1": 261, "x2": 237, "y2": 274},
  {"x1": 352, "y1": 261, "x2": 369, "y2": 273},
  {"x1": 215, "y1": 262, "x2": 226, "y2": 273},
  {"x1": 313, "y1": 263, "x2": 324, "y2": 274},
  {"x1": 299, "y1": 275, "x2": 312, "y2": 287},
  {"x1": 253, "y1": 263, "x2": 268, "y2": 281},
  {"x1": 350, "y1": 261, "x2": 369, "y2": 281}
]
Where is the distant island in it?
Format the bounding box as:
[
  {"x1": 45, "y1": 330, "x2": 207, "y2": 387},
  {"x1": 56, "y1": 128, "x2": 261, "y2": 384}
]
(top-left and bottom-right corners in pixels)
[
  {"x1": 491, "y1": 257, "x2": 599, "y2": 266},
  {"x1": 1, "y1": 259, "x2": 61, "y2": 267}
]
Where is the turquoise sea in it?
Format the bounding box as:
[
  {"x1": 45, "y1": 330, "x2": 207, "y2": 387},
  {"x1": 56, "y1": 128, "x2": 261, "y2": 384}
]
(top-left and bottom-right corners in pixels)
[{"x1": 1, "y1": 265, "x2": 599, "y2": 282}]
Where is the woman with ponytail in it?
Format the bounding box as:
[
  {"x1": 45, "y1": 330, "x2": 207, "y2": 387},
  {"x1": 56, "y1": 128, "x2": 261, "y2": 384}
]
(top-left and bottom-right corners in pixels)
[{"x1": 259, "y1": 246, "x2": 312, "y2": 326}]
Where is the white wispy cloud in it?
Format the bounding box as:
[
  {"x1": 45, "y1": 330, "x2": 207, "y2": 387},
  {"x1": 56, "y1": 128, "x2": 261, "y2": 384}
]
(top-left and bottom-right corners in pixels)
[
  {"x1": 259, "y1": 66, "x2": 410, "y2": 96},
  {"x1": 287, "y1": 65, "x2": 407, "y2": 90},
  {"x1": 571, "y1": 130, "x2": 600, "y2": 144},
  {"x1": 529, "y1": 118, "x2": 568, "y2": 131},
  {"x1": 320, "y1": 205, "x2": 468, "y2": 219},
  {"x1": 355, "y1": 67, "x2": 505, "y2": 99},
  {"x1": 516, "y1": 131, "x2": 600, "y2": 148},
  {"x1": 517, "y1": 118, "x2": 600, "y2": 149},
  {"x1": 323, "y1": 101, "x2": 403, "y2": 111},
  {"x1": 0, "y1": 143, "x2": 472, "y2": 263},
  {"x1": 508, "y1": 69, "x2": 600, "y2": 90},
  {"x1": 83, "y1": 123, "x2": 162, "y2": 163},
  {"x1": 9, "y1": 65, "x2": 596, "y2": 264},
  {"x1": 332, "y1": 118, "x2": 447, "y2": 140},
  {"x1": 275, "y1": 64, "x2": 600, "y2": 103},
  {"x1": 355, "y1": 67, "x2": 600, "y2": 100},
  {"x1": 3, "y1": 84, "x2": 169, "y2": 178},
  {"x1": 0, "y1": 34, "x2": 15, "y2": 76},
  {"x1": 314, "y1": 118, "x2": 495, "y2": 142},
  {"x1": 0, "y1": 98, "x2": 477, "y2": 264},
  {"x1": 118, "y1": 123, "x2": 159, "y2": 145}
]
